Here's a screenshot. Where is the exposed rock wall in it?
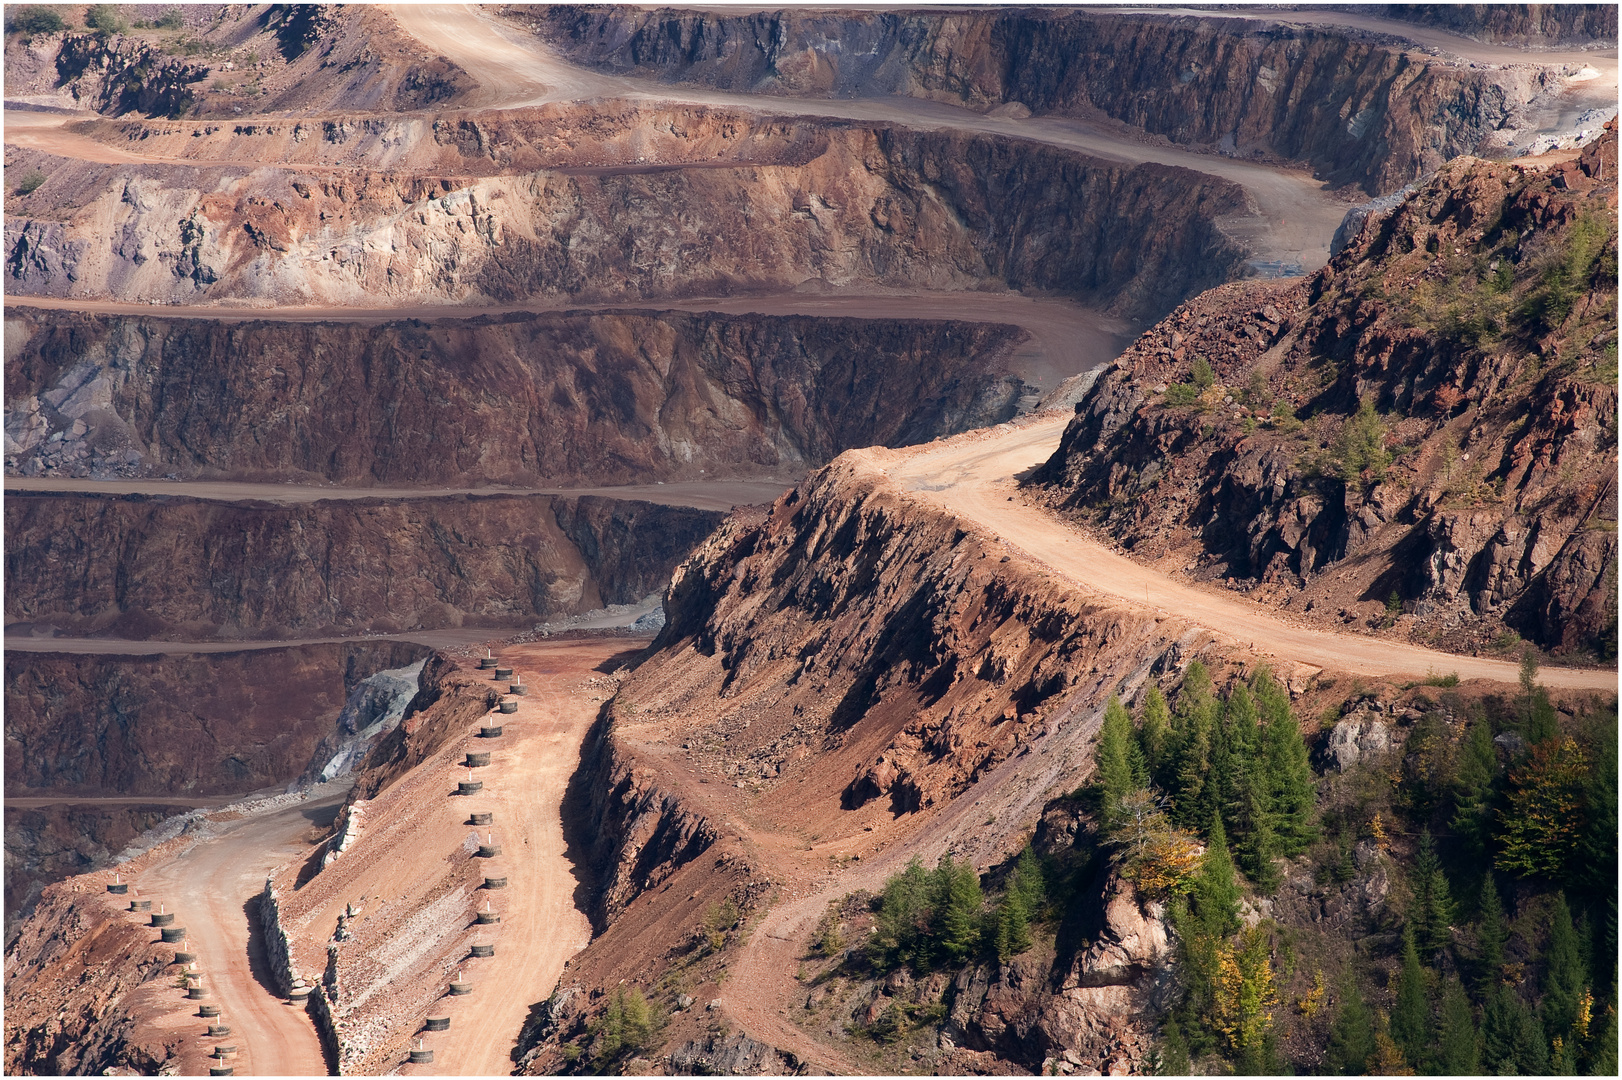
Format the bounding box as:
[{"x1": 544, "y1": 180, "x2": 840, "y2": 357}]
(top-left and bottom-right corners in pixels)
[
  {"x1": 4, "y1": 491, "x2": 724, "y2": 639},
  {"x1": 1035, "y1": 132, "x2": 1618, "y2": 657},
  {"x1": 3, "y1": 6, "x2": 472, "y2": 117},
  {"x1": 3, "y1": 307, "x2": 1030, "y2": 485},
  {"x1": 256, "y1": 880, "x2": 341, "y2": 1064},
  {"x1": 3, "y1": 803, "x2": 176, "y2": 938},
  {"x1": 526, "y1": 6, "x2": 1560, "y2": 193},
  {"x1": 1365, "y1": 4, "x2": 1618, "y2": 44},
  {"x1": 3, "y1": 640, "x2": 429, "y2": 798},
  {"x1": 3, "y1": 121, "x2": 1247, "y2": 315}
]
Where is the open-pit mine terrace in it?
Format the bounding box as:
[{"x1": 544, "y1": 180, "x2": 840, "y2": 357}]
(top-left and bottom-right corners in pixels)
[{"x1": 4, "y1": 3, "x2": 1615, "y2": 1075}]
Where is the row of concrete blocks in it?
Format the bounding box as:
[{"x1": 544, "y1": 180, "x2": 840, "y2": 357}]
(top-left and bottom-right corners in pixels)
[{"x1": 420, "y1": 664, "x2": 515, "y2": 1068}]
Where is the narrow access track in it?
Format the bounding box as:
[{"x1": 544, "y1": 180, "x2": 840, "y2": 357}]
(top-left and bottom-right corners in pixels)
[
  {"x1": 881, "y1": 415, "x2": 1617, "y2": 691},
  {"x1": 391, "y1": 3, "x2": 1343, "y2": 274},
  {"x1": 3, "y1": 476, "x2": 794, "y2": 512},
  {"x1": 411, "y1": 639, "x2": 602, "y2": 1075},
  {"x1": 134, "y1": 793, "x2": 346, "y2": 1077},
  {"x1": 4, "y1": 286, "x2": 1135, "y2": 391}
]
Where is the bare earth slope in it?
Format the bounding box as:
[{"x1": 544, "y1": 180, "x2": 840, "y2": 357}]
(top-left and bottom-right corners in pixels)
[{"x1": 1036, "y1": 128, "x2": 1618, "y2": 659}]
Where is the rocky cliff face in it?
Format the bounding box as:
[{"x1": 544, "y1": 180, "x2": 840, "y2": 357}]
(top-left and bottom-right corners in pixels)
[
  {"x1": 1035, "y1": 131, "x2": 1618, "y2": 658},
  {"x1": 524, "y1": 5, "x2": 1564, "y2": 194},
  {"x1": 3, "y1": 5, "x2": 471, "y2": 118},
  {"x1": 3, "y1": 307, "x2": 1030, "y2": 485},
  {"x1": 4, "y1": 641, "x2": 428, "y2": 799},
  {"x1": 3, "y1": 117, "x2": 1246, "y2": 315},
  {"x1": 1367, "y1": 3, "x2": 1618, "y2": 44},
  {"x1": 5, "y1": 491, "x2": 722, "y2": 639}
]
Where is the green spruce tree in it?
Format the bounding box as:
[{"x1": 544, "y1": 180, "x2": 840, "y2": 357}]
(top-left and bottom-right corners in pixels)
[
  {"x1": 1451, "y1": 718, "x2": 1499, "y2": 857},
  {"x1": 1390, "y1": 927, "x2": 1433, "y2": 1071},
  {"x1": 1411, "y1": 828, "x2": 1457, "y2": 958},
  {"x1": 993, "y1": 888, "x2": 1030, "y2": 962},
  {"x1": 1543, "y1": 893, "x2": 1587, "y2": 1045},
  {"x1": 1232, "y1": 764, "x2": 1282, "y2": 893},
  {"x1": 1327, "y1": 975, "x2": 1377, "y2": 1075},
  {"x1": 1138, "y1": 685, "x2": 1172, "y2": 785},
  {"x1": 1193, "y1": 812, "x2": 1242, "y2": 938},
  {"x1": 1254, "y1": 666, "x2": 1318, "y2": 855},
  {"x1": 1157, "y1": 1014, "x2": 1191, "y2": 1075},
  {"x1": 1476, "y1": 874, "x2": 1509, "y2": 991},
  {"x1": 1436, "y1": 976, "x2": 1481, "y2": 1076},
  {"x1": 1481, "y1": 985, "x2": 1549, "y2": 1075},
  {"x1": 1095, "y1": 695, "x2": 1138, "y2": 823},
  {"x1": 1169, "y1": 662, "x2": 1218, "y2": 831},
  {"x1": 935, "y1": 856, "x2": 983, "y2": 963}
]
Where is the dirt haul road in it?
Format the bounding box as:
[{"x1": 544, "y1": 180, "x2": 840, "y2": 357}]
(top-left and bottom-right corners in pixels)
[
  {"x1": 132, "y1": 793, "x2": 346, "y2": 1077},
  {"x1": 411, "y1": 640, "x2": 604, "y2": 1075},
  {"x1": 5, "y1": 283, "x2": 1132, "y2": 389},
  {"x1": 3, "y1": 476, "x2": 793, "y2": 512},
  {"x1": 391, "y1": 2, "x2": 1345, "y2": 275},
  {"x1": 881, "y1": 414, "x2": 1617, "y2": 692}
]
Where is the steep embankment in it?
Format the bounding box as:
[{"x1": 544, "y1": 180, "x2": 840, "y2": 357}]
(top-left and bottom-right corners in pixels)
[
  {"x1": 524, "y1": 5, "x2": 1573, "y2": 194},
  {"x1": 3, "y1": 4, "x2": 471, "y2": 118},
  {"x1": 4, "y1": 491, "x2": 722, "y2": 639},
  {"x1": 3, "y1": 306, "x2": 1033, "y2": 484},
  {"x1": 3, "y1": 118, "x2": 1247, "y2": 314},
  {"x1": 261, "y1": 639, "x2": 622, "y2": 1075},
  {"x1": 514, "y1": 450, "x2": 1266, "y2": 1074},
  {"x1": 1035, "y1": 129, "x2": 1618, "y2": 659},
  {"x1": 4, "y1": 641, "x2": 428, "y2": 800},
  {"x1": 1365, "y1": 3, "x2": 1619, "y2": 45}
]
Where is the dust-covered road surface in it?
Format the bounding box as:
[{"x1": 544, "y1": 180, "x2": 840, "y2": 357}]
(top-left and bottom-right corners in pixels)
[
  {"x1": 134, "y1": 792, "x2": 347, "y2": 1076},
  {"x1": 881, "y1": 415, "x2": 1618, "y2": 691}
]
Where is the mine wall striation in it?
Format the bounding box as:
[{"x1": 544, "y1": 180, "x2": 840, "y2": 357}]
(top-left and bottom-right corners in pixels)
[
  {"x1": 3, "y1": 121, "x2": 1246, "y2": 315},
  {"x1": 3, "y1": 308, "x2": 1032, "y2": 485},
  {"x1": 1035, "y1": 127, "x2": 1618, "y2": 657},
  {"x1": 4, "y1": 491, "x2": 724, "y2": 639},
  {"x1": 527, "y1": 5, "x2": 1570, "y2": 194},
  {"x1": 4, "y1": 640, "x2": 429, "y2": 799},
  {"x1": 1359, "y1": 3, "x2": 1619, "y2": 45}
]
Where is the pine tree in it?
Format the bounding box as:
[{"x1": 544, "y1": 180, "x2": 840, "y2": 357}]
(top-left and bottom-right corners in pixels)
[
  {"x1": 935, "y1": 856, "x2": 983, "y2": 963},
  {"x1": 1476, "y1": 874, "x2": 1509, "y2": 990},
  {"x1": 1096, "y1": 695, "x2": 1138, "y2": 823},
  {"x1": 1233, "y1": 766, "x2": 1282, "y2": 893},
  {"x1": 1390, "y1": 928, "x2": 1432, "y2": 1071},
  {"x1": 1451, "y1": 718, "x2": 1499, "y2": 857},
  {"x1": 993, "y1": 888, "x2": 1030, "y2": 962},
  {"x1": 1410, "y1": 829, "x2": 1457, "y2": 958},
  {"x1": 1139, "y1": 685, "x2": 1171, "y2": 784},
  {"x1": 1436, "y1": 976, "x2": 1481, "y2": 1075},
  {"x1": 1193, "y1": 812, "x2": 1242, "y2": 938},
  {"x1": 1481, "y1": 985, "x2": 1549, "y2": 1075},
  {"x1": 1169, "y1": 663, "x2": 1218, "y2": 831},
  {"x1": 1254, "y1": 666, "x2": 1318, "y2": 855},
  {"x1": 1543, "y1": 892, "x2": 1587, "y2": 1044},
  {"x1": 1327, "y1": 976, "x2": 1377, "y2": 1075},
  {"x1": 1157, "y1": 1014, "x2": 1191, "y2": 1075}
]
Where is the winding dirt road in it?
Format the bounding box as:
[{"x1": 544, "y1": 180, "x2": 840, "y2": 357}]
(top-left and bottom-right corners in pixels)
[
  {"x1": 133, "y1": 792, "x2": 347, "y2": 1077},
  {"x1": 882, "y1": 415, "x2": 1617, "y2": 691}
]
